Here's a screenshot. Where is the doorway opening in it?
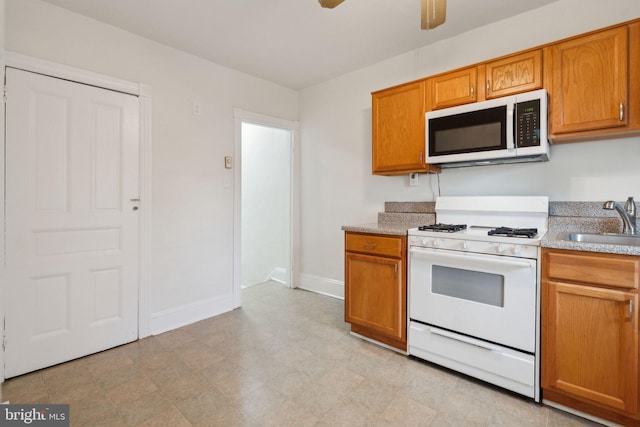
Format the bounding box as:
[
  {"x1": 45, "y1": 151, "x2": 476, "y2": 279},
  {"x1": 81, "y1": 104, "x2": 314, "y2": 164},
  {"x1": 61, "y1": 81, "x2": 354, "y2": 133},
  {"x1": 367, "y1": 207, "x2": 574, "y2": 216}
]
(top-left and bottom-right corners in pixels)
[{"x1": 233, "y1": 110, "x2": 298, "y2": 307}]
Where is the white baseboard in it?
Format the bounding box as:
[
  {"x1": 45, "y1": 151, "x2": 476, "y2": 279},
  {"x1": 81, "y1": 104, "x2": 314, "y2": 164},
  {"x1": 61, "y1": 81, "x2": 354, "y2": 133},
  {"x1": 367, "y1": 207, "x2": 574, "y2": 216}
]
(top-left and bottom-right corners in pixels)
[
  {"x1": 150, "y1": 293, "x2": 235, "y2": 335},
  {"x1": 269, "y1": 267, "x2": 288, "y2": 285},
  {"x1": 298, "y1": 273, "x2": 344, "y2": 300}
]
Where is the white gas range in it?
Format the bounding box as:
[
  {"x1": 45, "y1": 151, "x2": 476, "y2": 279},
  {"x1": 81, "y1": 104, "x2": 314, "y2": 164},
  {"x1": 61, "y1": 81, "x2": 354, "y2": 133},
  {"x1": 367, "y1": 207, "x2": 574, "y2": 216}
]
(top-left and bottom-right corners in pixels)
[{"x1": 407, "y1": 196, "x2": 549, "y2": 401}]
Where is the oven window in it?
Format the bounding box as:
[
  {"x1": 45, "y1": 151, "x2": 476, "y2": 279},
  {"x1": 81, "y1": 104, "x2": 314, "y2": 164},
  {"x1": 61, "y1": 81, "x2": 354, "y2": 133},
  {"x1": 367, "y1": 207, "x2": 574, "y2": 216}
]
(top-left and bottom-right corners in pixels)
[{"x1": 431, "y1": 266, "x2": 504, "y2": 307}]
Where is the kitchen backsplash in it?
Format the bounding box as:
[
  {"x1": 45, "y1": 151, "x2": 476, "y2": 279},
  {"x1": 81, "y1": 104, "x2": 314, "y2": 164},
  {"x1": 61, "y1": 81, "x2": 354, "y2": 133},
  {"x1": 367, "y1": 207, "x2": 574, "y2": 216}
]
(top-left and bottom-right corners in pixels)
[
  {"x1": 548, "y1": 201, "x2": 639, "y2": 234},
  {"x1": 378, "y1": 202, "x2": 435, "y2": 228}
]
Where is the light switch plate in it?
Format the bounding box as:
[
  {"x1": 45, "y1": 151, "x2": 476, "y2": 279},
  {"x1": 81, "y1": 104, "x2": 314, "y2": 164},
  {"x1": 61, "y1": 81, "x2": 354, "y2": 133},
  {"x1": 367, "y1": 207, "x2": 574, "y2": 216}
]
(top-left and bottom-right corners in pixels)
[{"x1": 224, "y1": 156, "x2": 232, "y2": 169}]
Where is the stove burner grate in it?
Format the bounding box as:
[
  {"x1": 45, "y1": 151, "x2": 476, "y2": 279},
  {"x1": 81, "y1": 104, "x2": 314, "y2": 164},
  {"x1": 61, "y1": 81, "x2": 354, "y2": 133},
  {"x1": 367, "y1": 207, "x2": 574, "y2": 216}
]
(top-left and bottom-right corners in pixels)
[
  {"x1": 488, "y1": 227, "x2": 538, "y2": 238},
  {"x1": 418, "y1": 223, "x2": 467, "y2": 233}
]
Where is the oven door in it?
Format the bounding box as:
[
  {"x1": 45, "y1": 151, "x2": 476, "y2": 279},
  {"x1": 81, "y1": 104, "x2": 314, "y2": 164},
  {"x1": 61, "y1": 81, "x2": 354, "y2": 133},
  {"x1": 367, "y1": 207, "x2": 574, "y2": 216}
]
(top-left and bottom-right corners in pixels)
[{"x1": 409, "y1": 246, "x2": 537, "y2": 352}]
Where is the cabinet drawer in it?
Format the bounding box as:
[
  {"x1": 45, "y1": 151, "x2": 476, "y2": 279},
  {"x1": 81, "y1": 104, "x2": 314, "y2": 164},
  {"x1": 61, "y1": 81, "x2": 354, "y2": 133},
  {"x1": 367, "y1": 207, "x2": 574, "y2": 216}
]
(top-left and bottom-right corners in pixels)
[
  {"x1": 544, "y1": 249, "x2": 640, "y2": 290},
  {"x1": 345, "y1": 233, "x2": 404, "y2": 258}
]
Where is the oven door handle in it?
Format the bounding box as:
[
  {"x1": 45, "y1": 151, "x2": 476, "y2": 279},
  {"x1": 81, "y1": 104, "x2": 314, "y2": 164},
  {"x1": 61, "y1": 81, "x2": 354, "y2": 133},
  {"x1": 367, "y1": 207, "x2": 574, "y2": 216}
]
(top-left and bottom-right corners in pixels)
[
  {"x1": 428, "y1": 326, "x2": 502, "y2": 352},
  {"x1": 410, "y1": 247, "x2": 534, "y2": 270}
]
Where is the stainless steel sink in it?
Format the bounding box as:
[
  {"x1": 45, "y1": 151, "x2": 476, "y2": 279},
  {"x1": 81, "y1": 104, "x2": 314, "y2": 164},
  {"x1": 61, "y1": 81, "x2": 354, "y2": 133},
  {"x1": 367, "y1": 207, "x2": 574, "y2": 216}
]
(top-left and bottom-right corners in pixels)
[{"x1": 558, "y1": 232, "x2": 640, "y2": 246}]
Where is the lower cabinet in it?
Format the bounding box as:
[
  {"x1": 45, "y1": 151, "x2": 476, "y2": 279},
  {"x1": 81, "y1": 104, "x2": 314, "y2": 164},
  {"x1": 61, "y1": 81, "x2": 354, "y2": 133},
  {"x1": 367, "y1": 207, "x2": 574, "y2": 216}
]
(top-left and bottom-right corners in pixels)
[
  {"x1": 542, "y1": 248, "x2": 640, "y2": 425},
  {"x1": 344, "y1": 232, "x2": 406, "y2": 351}
]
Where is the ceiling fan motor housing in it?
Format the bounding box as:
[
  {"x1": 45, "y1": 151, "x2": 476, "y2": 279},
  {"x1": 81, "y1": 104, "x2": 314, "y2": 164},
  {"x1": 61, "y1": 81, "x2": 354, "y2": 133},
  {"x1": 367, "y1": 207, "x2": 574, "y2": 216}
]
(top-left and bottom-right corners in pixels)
[
  {"x1": 422, "y1": 0, "x2": 447, "y2": 30},
  {"x1": 318, "y1": 0, "x2": 346, "y2": 8}
]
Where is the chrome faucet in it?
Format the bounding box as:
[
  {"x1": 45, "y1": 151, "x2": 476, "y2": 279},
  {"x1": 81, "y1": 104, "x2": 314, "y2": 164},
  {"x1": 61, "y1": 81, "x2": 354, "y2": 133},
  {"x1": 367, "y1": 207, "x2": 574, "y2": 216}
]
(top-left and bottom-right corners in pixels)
[{"x1": 603, "y1": 197, "x2": 637, "y2": 235}]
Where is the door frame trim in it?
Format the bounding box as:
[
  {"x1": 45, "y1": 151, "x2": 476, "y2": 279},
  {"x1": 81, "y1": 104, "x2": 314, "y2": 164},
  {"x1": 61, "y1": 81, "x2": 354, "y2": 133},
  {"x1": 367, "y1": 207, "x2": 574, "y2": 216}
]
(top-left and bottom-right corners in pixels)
[
  {"x1": 233, "y1": 108, "x2": 300, "y2": 308},
  {"x1": 2, "y1": 52, "x2": 153, "y2": 380}
]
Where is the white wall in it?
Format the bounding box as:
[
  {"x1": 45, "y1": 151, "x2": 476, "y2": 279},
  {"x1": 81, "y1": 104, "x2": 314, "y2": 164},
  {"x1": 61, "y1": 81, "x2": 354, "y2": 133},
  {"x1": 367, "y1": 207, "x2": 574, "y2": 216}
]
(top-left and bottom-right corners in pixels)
[
  {"x1": 241, "y1": 123, "x2": 291, "y2": 287},
  {"x1": 299, "y1": 0, "x2": 640, "y2": 295},
  {"x1": 5, "y1": 0, "x2": 640, "y2": 325},
  {"x1": 0, "y1": 0, "x2": 6, "y2": 389},
  {"x1": 4, "y1": 0, "x2": 298, "y2": 333}
]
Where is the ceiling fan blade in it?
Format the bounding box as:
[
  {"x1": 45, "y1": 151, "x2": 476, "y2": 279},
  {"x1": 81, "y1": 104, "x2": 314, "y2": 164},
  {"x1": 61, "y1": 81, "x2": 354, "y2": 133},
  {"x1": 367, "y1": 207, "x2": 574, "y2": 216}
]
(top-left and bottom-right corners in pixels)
[
  {"x1": 318, "y1": 0, "x2": 346, "y2": 8},
  {"x1": 421, "y1": 0, "x2": 447, "y2": 30}
]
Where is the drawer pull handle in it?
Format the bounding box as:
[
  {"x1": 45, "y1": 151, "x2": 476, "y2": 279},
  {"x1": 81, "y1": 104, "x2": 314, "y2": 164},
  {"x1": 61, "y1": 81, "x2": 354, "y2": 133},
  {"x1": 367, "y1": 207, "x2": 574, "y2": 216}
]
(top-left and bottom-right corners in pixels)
[
  {"x1": 363, "y1": 243, "x2": 377, "y2": 248},
  {"x1": 430, "y1": 327, "x2": 501, "y2": 352},
  {"x1": 629, "y1": 300, "x2": 633, "y2": 321},
  {"x1": 620, "y1": 102, "x2": 625, "y2": 121}
]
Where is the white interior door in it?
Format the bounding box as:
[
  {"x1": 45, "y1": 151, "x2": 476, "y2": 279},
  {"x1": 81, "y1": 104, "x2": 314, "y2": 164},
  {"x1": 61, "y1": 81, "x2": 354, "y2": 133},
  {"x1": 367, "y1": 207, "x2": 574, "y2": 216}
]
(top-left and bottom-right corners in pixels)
[{"x1": 4, "y1": 68, "x2": 140, "y2": 378}]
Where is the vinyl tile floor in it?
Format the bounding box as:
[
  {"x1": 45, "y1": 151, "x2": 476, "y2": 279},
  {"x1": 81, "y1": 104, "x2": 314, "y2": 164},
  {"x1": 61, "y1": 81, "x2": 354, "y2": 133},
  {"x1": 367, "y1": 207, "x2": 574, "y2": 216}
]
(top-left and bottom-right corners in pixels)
[{"x1": 2, "y1": 281, "x2": 602, "y2": 426}]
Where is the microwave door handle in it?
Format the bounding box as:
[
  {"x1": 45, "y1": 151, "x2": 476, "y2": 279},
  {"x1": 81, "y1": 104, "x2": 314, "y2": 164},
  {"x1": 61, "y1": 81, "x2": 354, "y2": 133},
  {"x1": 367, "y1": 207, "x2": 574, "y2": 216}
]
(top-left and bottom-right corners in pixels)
[{"x1": 507, "y1": 103, "x2": 515, "y2": 151}]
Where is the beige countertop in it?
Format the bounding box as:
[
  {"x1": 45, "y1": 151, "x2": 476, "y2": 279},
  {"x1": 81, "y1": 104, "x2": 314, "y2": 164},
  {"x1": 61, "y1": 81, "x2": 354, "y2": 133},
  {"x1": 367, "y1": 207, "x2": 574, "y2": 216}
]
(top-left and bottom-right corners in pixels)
[
  {"x1": 541, "y1": 231, "x2": 640, "y2": 256},
  {"x1": 341, "y1": 223, "x2": 412, "y2": 236},
  {"x1": 342, "y1": 206, "x2": 436, "y2": 236}
]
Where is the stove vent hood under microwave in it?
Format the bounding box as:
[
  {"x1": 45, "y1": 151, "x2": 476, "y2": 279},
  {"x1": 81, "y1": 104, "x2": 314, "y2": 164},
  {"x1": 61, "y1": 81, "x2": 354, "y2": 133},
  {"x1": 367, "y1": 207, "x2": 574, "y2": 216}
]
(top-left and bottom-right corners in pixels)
[{"x1": 425, "y1": 89, "x2": 550, "y2": 168}]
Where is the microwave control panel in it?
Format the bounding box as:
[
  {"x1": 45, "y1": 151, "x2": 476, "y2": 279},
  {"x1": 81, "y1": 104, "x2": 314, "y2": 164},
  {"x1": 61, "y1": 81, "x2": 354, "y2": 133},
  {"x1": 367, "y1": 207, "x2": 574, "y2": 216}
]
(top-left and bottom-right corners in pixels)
[{"x1": 515, "y1": 99, "x2": 540, "y2": 147}]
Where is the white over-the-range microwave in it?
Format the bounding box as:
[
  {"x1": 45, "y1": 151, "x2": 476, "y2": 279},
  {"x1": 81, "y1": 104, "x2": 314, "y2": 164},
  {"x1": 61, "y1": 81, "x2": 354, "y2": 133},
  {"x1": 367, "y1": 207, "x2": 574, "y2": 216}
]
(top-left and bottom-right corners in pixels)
[{"x1": 425, "y1": 89, "x2": 550, "y2": 168}]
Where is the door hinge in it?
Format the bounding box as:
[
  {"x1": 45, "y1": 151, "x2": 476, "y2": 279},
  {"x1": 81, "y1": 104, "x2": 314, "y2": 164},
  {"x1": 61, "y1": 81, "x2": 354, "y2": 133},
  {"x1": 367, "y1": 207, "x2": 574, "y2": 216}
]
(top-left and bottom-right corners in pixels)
[
  {"x1": 3, "y1": 85, "x2": 6, "y2": 103},
  {"x1": 2, "y1": 318, "x2": 6, "y2": 352}
]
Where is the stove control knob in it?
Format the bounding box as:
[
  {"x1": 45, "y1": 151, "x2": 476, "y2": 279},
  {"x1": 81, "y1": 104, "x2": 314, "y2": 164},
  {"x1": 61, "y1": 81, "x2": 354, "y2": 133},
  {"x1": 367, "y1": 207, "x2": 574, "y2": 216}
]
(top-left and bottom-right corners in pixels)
[
  {"x1": 511, "y1": 245, "x2": 521, "y2": 255},
  {"x1": 462, "y1": 241, "x2": 470, "y2": 250},
  {"x1": 496, "y1": 244, "x2": 505, "y2": 253},
  {"x1": 421, "y1": 238, "x2": 429, "y2": 246},
  {"x1": 432, "y1": 239, "x2": 440, "y2": 247}
]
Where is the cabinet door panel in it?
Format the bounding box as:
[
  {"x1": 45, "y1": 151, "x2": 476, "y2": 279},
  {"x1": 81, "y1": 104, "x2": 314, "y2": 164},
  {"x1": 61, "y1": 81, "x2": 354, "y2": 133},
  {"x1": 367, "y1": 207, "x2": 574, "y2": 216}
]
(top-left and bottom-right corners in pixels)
[
  {"x1": 345, "y1": 252, "x2": 405, "y2": 342},
  {"x1": 549, "y1": 27, "x2": 628, "y2": 134},
  {"x1": 486, "y1": 50, "x2": 542, "y2": 99},
  {"x1": 542, "y1": 280, "x2": 638, "y2": 413},
  {"x1": 372, "y1": 81, "x2": 426, "y2": 174},
  {"x1": 429, "y1": 67, "x2": 478, "y2": 110}
]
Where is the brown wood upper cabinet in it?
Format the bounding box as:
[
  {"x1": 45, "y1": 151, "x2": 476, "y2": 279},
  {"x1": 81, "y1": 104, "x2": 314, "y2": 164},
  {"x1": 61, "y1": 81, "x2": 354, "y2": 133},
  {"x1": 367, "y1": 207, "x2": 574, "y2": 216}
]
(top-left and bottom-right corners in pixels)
[
  {"x1": 371, "y1": 19, "x2": 640, "y2": 176},
  {"x1": 427, "y1": 66, "x2": 480, "y2": 110},
  {"x1": 544, "y1": 24, "x2": 640, "y2": 141},
  {"x1": 485, "y1": 50, "x2": 543, "y2": 99},
  {"x1": 427, "y1": 50, "x2": 543, "y2": 110},
  {"x1": 372, "y1": 80, "x2": 440, "y2": 175}
]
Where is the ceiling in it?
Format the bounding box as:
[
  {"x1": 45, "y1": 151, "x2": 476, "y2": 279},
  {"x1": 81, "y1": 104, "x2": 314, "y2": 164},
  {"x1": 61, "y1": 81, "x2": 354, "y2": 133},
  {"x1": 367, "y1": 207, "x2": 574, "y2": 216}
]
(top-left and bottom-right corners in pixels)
[{"x1": 39, "y1": 0, "x2": 559, "y2": 90}]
